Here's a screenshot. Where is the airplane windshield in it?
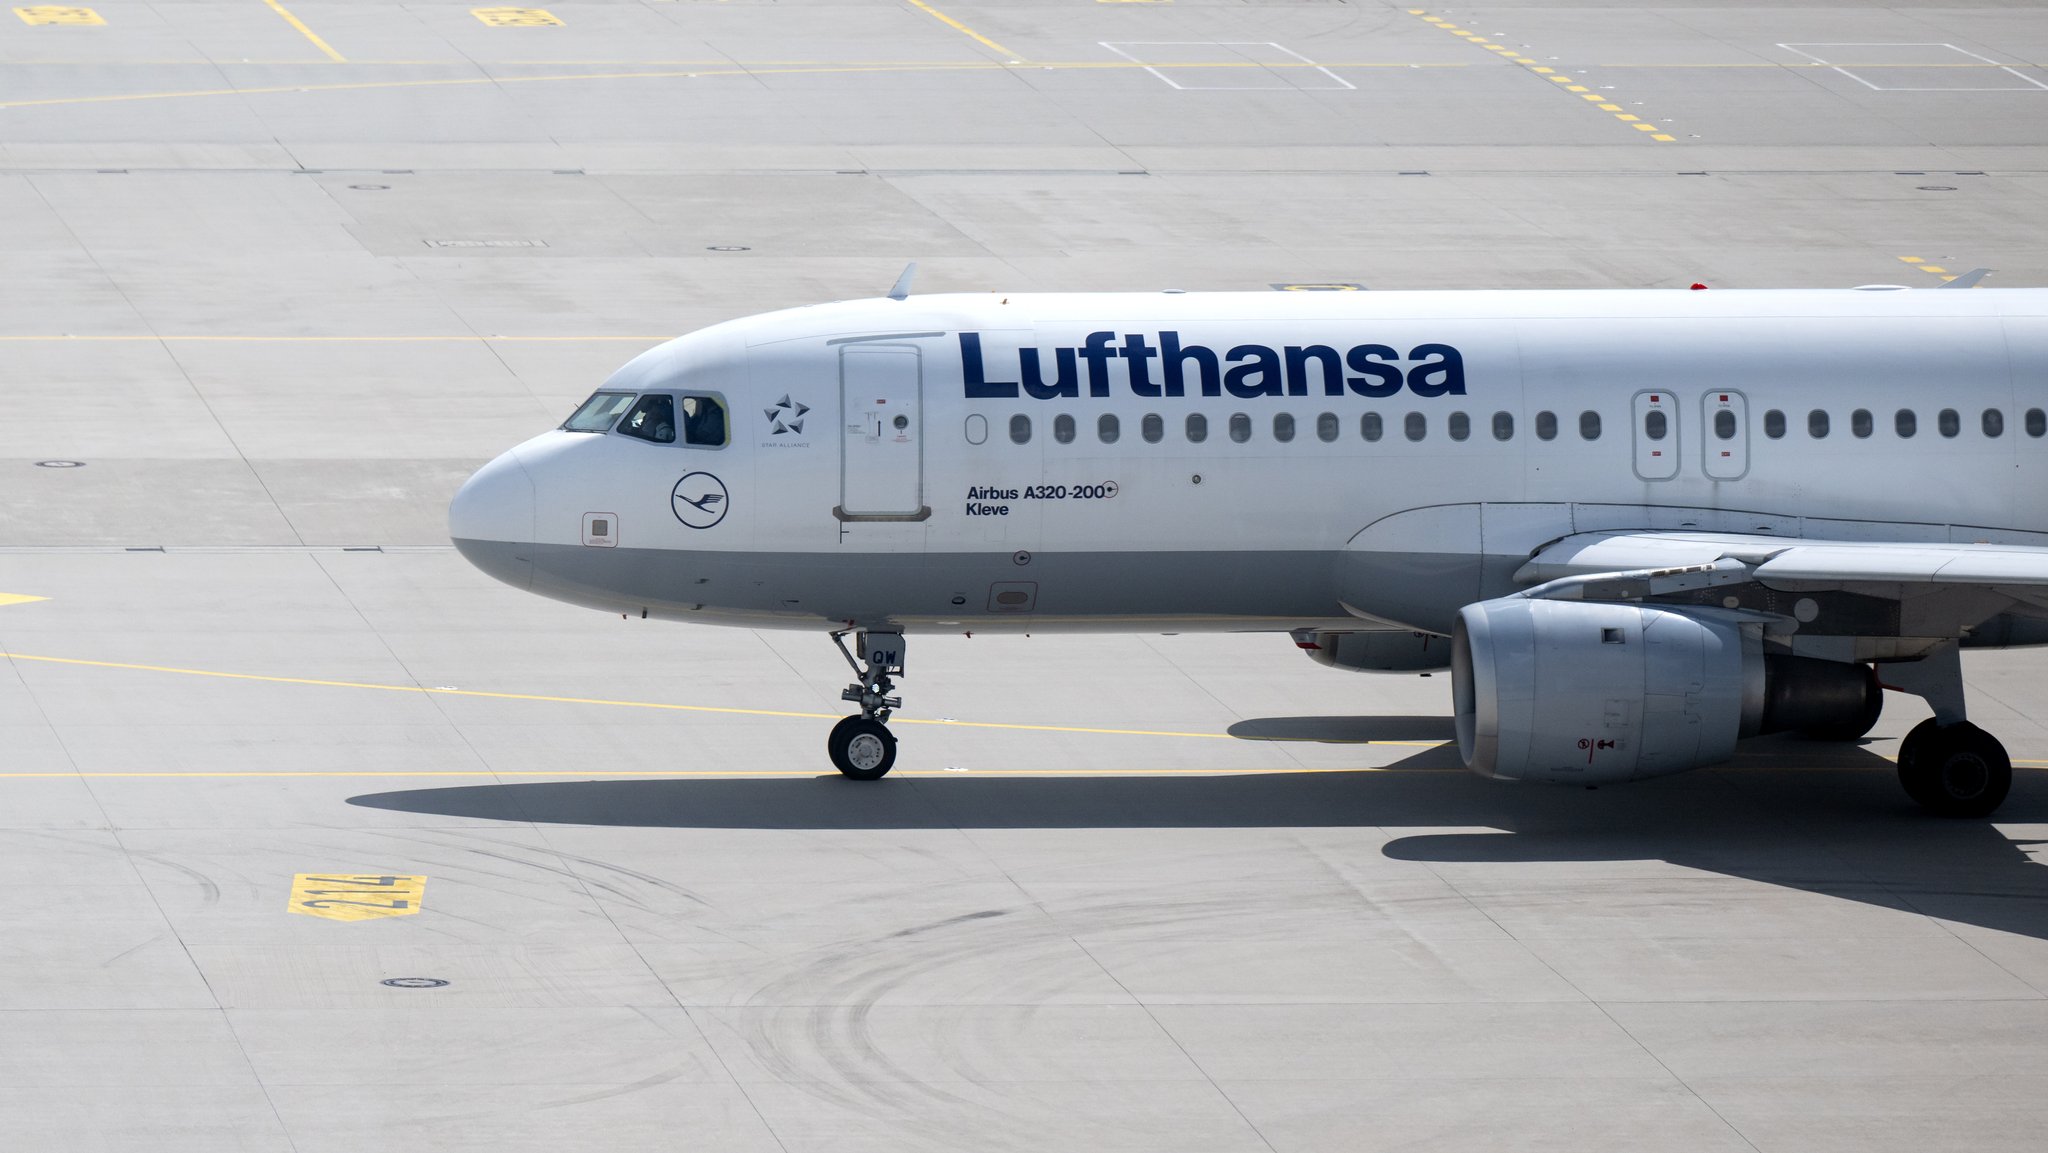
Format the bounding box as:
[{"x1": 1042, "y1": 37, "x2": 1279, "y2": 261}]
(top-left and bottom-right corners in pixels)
[
  {"x1": 618, "y1": 394, "x2": 677, "y2": 444},
  {"x1": 563, "y1": 391, "x2": 637, "y2": 432}
]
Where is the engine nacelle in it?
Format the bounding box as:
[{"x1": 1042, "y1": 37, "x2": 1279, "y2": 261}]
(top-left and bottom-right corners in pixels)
[
  {"x1": 1293, "y1": 628, "x2": 1450, "y2": 672},
  {"x1": 1452, "y1": 598, "x2": 1875, "y2": 784}
]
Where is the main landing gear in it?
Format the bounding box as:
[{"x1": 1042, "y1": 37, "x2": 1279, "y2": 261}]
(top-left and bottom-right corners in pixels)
[
  {"x1": 828, "y1": 629, "x2": 904, "y2": 780},
  {"x1": 1882, "y1": 642, "x2": 2013, "y2": 818}
]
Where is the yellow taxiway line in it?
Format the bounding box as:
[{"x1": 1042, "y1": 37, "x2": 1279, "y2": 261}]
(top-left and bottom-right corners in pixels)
[
  {"x1": 905, "y1": 0, "x2": 1019, "y2": 61},
  {"x1": 0, "y1": 60, "x2": 1466, "y2": 112},
  {"x1": 0, "y1": 335, "x2": 674, "y2": 343},
  {"x1": 259, "y1": 0, "x2": 346, "y2": 64},
  {"x1": 0, "y1": 650, "x2": 1453, "y2": 744}
]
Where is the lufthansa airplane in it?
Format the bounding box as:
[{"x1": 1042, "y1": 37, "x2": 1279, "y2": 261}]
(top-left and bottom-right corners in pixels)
[{"x1": 449, "y1": 275, "x2": 2048, "y2": 817}]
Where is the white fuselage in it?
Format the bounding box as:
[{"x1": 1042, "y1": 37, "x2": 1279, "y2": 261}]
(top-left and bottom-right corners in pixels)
[{"x1": 449, "y1": 288, "x2": 2048, "y2": 636}]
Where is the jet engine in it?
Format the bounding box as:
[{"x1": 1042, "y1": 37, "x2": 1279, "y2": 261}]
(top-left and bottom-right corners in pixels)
[
  {"x1": 1451, "y1": 598, "x2": 1877, "y2": 784},
  {"x1": 1293, "y1": 628, "x2": 1450, "y2": 672}
]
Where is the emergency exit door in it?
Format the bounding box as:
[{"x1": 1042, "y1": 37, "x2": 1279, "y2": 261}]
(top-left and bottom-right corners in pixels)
[
  {"x1": 838, "y1": 344, "x2": 928, "y2": 519},
  {"x1": 1701, "y1": 390, "x2": 1748, "y2": 480},
  {"x1": 1631, "y1": 390, "x2": 1679, "y2": 481}
]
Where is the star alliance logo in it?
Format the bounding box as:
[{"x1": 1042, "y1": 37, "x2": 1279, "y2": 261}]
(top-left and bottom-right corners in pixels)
[{"x1": 764, "y1": 394, "x2": 810, "y2": 435}]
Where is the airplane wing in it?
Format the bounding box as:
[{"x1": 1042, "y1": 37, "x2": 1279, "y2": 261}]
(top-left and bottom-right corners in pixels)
[{"x1": 1517, "y1": 531, "x2": 2048, "y2": 589}]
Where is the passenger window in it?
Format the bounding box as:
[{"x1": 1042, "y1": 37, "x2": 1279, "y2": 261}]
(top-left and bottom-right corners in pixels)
[
  {"x1": 1493, "y1": 411, "x2": 1514, "y2": 441},
  {"x1": 1229, "y1": 413, "x2": 1252, "y2": 443},
  {"x1": 2029, "y1": 408, "x2": 2047, "y2": 438},
  {"x1": 1273, "y1": 413, "x2": 1296, "y2": 443},
  {"x1": 564, "y1": 391, "x2": 637, "y2": 433},
  {"x1": 1142, "y1": 413, "x2": 1164, "y2": 444},
  {"x1": 1405, "y1": 412, "x2": 1427, "y2": 442},
  {"x1": 1186, "y1": 413, "x2": 1208, "y2": 443},
  {"x1": 1009, "y1": 414, "x2": 1031, "y2": 444},
  {"x1": 1361, "y1": 412, "x2": 1383, "y2": 442},
  {"x1": 1808, "y1": 409, "x2": 1829, "y2": 438},
  {"x1": 1896, "y1": 409, "x2": 1917, "y2": 438},
  {"x1": 965, "y1": 414, "x2": 988, "y2": 445},
  {"x1": 1448, "y1": 412, "x2": 1470, "y2": 442},
  {"x1": 1535, "y1": 411, "x2": 1557, "y2": 441},
  {"x1": 1764, "y1": 409, "x2": 1786, "y2": 439},
  {"x1": 1714, "y1": 409, "x2": 1737, "y2": 440},
  {"x1": 1053, "y1": 414, "x2": 1075, "y2": 444},
  {"x1": 1317, "y1": 412, "x2": 1340, "y2": 442},
  {"x1": 617, "y1": 394, "x2": 677, "y2": 444},
  {"x1": 1644, "y1": 410, "x2": 1667, "y2": 441},
  {"x1": 1939, "y1": 408, "x2": 1960, "y2": 438},
  {"x1": 1984, "y1": 408, "x2": 2005, "y2": 438},
  {"x1": 1579, "y1": 410, "x2": 1601, "y2": 440},
  {"x1": 1098, "y1": 413, "x2": 1120, "y2": 444},
  {"x1": 1851, "y1": 409, "x2": 1872, "y2": 439},
  {"x1": 680, "y1": 395, "x2": 728, "y2": 447}
]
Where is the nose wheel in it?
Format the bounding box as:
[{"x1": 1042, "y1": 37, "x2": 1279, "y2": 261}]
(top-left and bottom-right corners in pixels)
[
  {"x1": 828, "y1": 716, "x2": 896, "y2": 780},
  {"x1": 829, "y1": 629, "x2": 905, "y2": 780}
]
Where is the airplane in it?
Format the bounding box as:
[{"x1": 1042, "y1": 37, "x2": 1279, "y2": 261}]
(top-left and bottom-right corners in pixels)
[{"x1": 448, "y1": 273, "x2": 2048, "y2": 817}]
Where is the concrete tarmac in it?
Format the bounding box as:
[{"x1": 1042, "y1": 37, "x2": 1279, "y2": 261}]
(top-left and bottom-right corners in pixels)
[{"x1": 5, "y1": 1, "x2": 2048, "y2": 1149}]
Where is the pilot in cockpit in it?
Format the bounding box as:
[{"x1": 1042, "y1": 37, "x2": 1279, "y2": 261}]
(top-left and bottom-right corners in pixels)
[{"x1": 682, "y1": 395, "x2": 727, "y2": 446}]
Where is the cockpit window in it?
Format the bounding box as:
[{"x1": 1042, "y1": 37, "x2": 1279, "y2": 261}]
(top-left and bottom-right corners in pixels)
[
  {"x1": 563, "y1": 391, "x2": 637, "y2": 433},
  {"x1": 617, "y1": 394, "x2": 677, "y2": 444},
  {"x1": 680, "y1": 394, "x2": 728, "y2": 447}
]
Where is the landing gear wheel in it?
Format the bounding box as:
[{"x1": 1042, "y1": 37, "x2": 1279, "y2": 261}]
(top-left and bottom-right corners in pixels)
[
  {"x1": 1897, "y1": 718, "x2": 2011, "y2": 818},
  {"x1": 828, "y1": 715, "x2": 897, "y2": 781},
  {"x1": 1802, "y1": 666, "x2": 1884, "y2": 742}
]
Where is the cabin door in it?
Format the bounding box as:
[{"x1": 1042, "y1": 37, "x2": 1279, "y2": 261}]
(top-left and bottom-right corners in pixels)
[{"x1": 838, "y1": 344, "x2": 927, "y2": 519}]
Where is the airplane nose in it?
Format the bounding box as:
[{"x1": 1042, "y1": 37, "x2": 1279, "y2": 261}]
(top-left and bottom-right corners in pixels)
[{"x1": 449, "y1": 450, "x2": 536, "y2": 589}]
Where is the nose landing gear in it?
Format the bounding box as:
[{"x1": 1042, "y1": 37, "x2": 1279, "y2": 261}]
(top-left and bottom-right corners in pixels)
[{"x1": 828, "y1": 630, "x2": 904, "y2": 780}]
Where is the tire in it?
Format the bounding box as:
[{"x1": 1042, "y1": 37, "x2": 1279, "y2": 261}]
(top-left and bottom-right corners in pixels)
[
  {"x1": 828, "y1": 715, "x2": 896, "y2": 781},
  {"x1": 1801, "y1": 666, "x2": 1884, "y2": 742},
  {"x1": 1897, "y1": 719, "x2": 2011, "y2": 818}
]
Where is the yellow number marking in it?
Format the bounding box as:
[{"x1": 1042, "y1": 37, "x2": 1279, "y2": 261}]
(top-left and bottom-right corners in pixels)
[
  {"x1": 472, "y1": 7, "x2": 561, "y2": 26},
  {"x1": 289, "y1": 873, "x2": 426, "y2": 921},
  {"x1": 14, "y1": 6, "x2": 103, "y2": 24}
]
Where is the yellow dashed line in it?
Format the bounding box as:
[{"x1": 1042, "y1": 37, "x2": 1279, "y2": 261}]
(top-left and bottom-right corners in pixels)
[
  {"x1": 1410, "y1": 9, "x2": 1677, "y2": 144},
  {"x1": 1898, "y1": 255, "x2": 1966, "y2": 283}
]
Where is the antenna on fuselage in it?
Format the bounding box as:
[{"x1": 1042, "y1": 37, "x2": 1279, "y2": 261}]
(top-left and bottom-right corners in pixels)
[
  {"x1": 1938, "y1": 268, "x2": 1993, "y2": 289},
  {"x1": 886, "y1": 262, "x2": 917, "y2": 301}
]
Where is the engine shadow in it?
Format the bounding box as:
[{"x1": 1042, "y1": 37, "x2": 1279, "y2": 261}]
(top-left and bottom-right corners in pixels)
[
  {"x1": 1226, "y1": 715, "x2": 1456, "y2": 743},
  {"x1": 349, "y1": 745, "x2": 2048, "y2": 943}
]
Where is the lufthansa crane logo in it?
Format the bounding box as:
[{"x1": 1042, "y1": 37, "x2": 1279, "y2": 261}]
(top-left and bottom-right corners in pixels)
[{"x1": 671, "y1": 472, "x2": 729, "y2": 529}]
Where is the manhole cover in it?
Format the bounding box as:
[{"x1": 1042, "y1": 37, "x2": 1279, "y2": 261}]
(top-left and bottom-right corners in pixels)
[
  {"x1": 349, "y1": 184, "x2": 390, "y2": 191},
  {"x1": 34, "y1": 460, "x2": 84, "y2": 468},
  {"x1": 706, "y1": 245, "x2": 750, "y2": 252},
  {"x1": 380, "y1": 977, "x2": 449, "y2": 989}
]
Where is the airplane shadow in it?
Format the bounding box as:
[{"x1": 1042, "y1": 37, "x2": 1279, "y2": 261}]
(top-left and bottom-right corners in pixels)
[{"x1": 348, "y1": 737, "x2": 2048, "y2": 945}]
